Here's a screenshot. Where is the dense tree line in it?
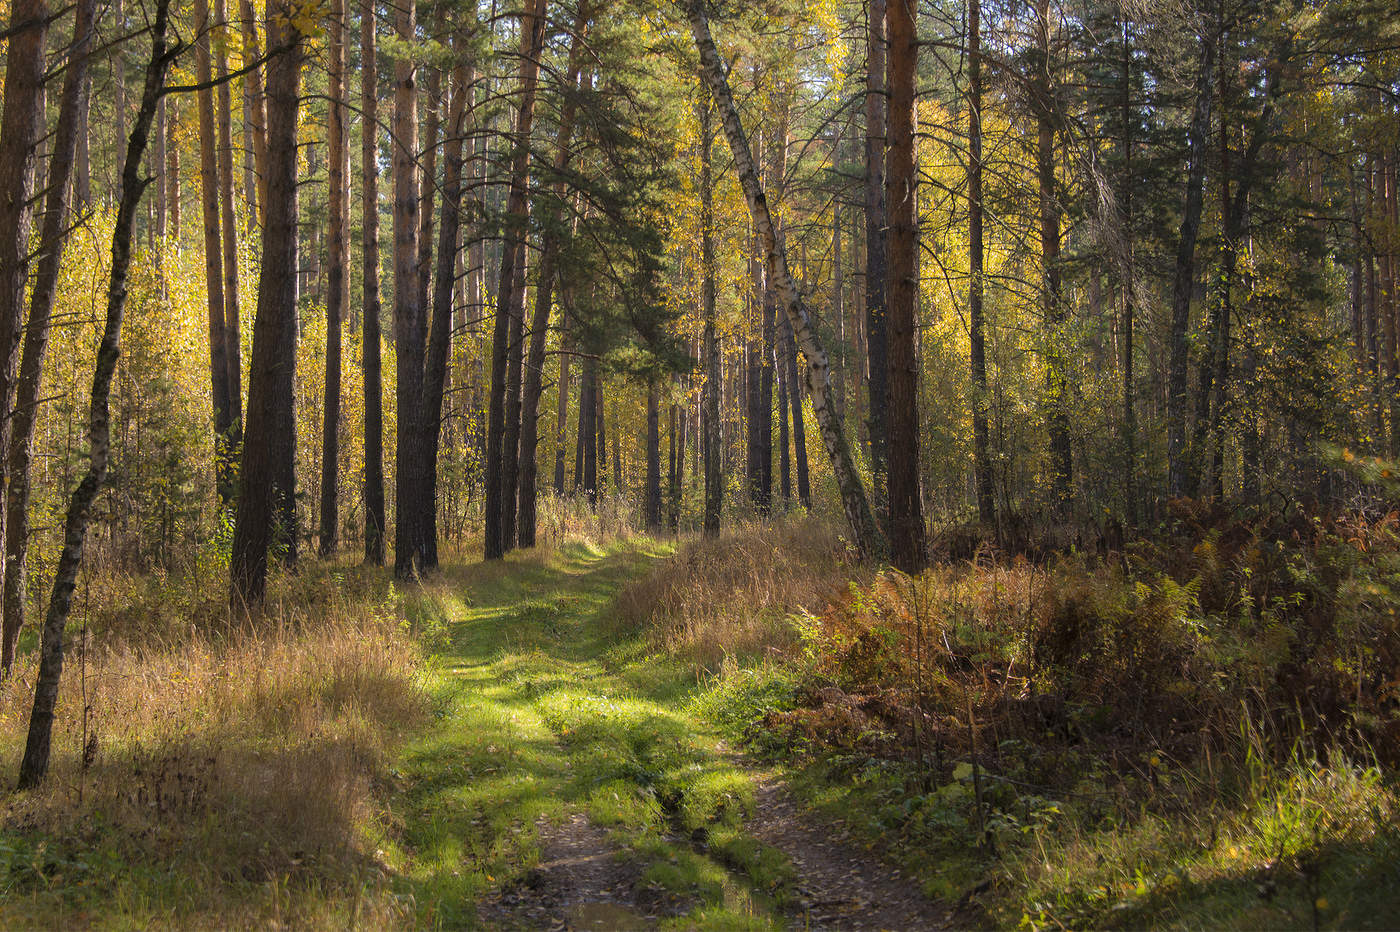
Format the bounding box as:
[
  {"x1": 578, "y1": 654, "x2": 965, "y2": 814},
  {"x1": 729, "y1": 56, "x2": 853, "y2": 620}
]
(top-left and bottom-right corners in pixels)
[{"x1": 0, "y1": 0, "x2": 1396, "y2": 782}]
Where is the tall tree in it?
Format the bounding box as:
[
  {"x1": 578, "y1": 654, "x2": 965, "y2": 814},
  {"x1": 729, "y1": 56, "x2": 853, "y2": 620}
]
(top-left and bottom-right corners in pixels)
[
  {"x1": 320, "y1": 0, "x2": 350, "y2": 556},
  {"x1": 484, "y1": 0, "x2": 547, "y2": 559},
  {"x1": 18, "y1": 0, "x2": 172, "y2": 786},
  {"x1": 1033, "y1": 0, "x2": 1072, "y2": 508},
  {"x1": 864, "y1": 0, "x2": 890, "y2": 514},
  {"x1": 361, "y1": 0, "x2": 386, "y2": 565},
  {"x1": 423, "y1": 50, "x2": 473, "y2": 568},
  {"x1": 215, "y1": 0, "x2": 243, "y2": 443},
  {"x1": 1166, "y1": 28, "x2": 1216, "y2": 498},
  {"x1": 969, "y1": 0, "x2": 994, "y2": 525},
  {"x1": 519, "y1": 26, "x2": 587, "y2": 549},
  {"x1": 1, "y1": 0, "x2": 97, "y2": 677},
  {"x1": 885, "y1": 0, "x2": 926, "y2": 571},
  {"x1": 391, "y1": 0, "x2": 424, "y2": 578},
  {"x1": 699, "y1": 93, "x2": 722, "y2": 537},
  {"x1": 230, "y1": 0, "x2": 306, "y2": 607},
  {"x1": 0, "y1": 0, "x2": 50, "y2": 630},
  {"x1": 195, "y1": 0, "x2": 235, "y2": 503}
]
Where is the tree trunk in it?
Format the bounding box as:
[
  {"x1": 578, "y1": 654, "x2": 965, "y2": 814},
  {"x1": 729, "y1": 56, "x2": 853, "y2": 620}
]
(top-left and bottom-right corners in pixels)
[
  {"x1": 1166, "y1": 31, "x2": 1216, "y2": 498},
  {"x1": 699, "y1": 95, "x2": 722, "y2": 537},
  {"x1": 416, "y1": 62, "x2": 441, "y2": 318},
  {"x1": 1118, "y1": 13, "x2": 1136, "y2": 524},
  {"x1": 885, "y1": 0, "x2": 926, "y2": 572},
  {"x1": 688, "y1": 0, "x2": 885, "y2": 560},
  {"x1": 1, "y1": 0, "x2": 95, "y2": 677},
  {"x1": 1034, "y1": 0, "x2": 1072, "y2": 510},
  {"x1": 0, "y1": 0, "x2": 50, "y2": 648},
  {"x1": 238, "y1": 0, "x2": 267, "y2": 225},
  {"x1": 554, "y1": 309, "x2": 571, "y2": 494},
  {"x1": 195, "y1": 0, "x2": 235, "y2": 503},
  {"x1": 216, "y1": 0, "x2": 243, "y2": 441},
  {"x1": 391, "y1": 0, "x2": 424, "y2": 578},
  {"x1": 17, "y1": 0, "x2": 172, "y2": 788},
  {"x1": 361, "y1": 0, "x2": 386, "y2": 565},
  {"x1": 864, "y1": 0, "x2": 890, "y2": 516},
  {"x1": 580, "y1": 360, "x2": 598, "y2": 503},
  {"x1": 230, "y1": 0, "x2": 305, "y2": 608},
  {"x1": 167, "y1": 97, "x2": 180, "y2": 234},
  {"x1": 519, "y1": 44, "x2": 586, "y2": 548},
  {"x1": 422, "y1": 54, "x2": 470, "y2": 568},
  {"x1": 485, "y1": 0, "x2": 546, "y2": 559},
  {"x1": 646, "y1": 383, "x2": 662, "y2": 530},
  {"x1": 974, "y1": 0, "x2": 996, "y2": 523},
  {"x1": 319, "y1": 0, "x2": 349, "y2": 556},
  {"x1": 783, "y1": 315, "x2": 809, "y2": 508}
]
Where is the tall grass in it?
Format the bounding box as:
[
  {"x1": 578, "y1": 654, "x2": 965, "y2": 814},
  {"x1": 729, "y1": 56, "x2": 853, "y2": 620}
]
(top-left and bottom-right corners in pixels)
[
  {"x1": 613, "y1": 516, "x2": 866, "y2": 669},
  {"x1": 0, "y1": 558, "x2": 427, "y2": 928}
]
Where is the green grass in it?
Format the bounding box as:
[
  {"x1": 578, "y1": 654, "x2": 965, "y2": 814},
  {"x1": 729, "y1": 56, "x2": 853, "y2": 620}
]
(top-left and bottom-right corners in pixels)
[{"x1": 379, "y1": 537, "x2": 796, "y2": 928}]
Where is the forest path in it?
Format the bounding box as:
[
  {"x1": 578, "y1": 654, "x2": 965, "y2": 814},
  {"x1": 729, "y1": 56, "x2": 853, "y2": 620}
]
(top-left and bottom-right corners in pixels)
[{"x1": 385, "y1": 538, "x2": 950, "y2": 930}]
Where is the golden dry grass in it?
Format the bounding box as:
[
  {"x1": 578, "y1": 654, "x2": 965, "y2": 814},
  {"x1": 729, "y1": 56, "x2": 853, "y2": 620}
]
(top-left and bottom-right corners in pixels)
[
  {"x1": 614, "y1": 517, "x2": 867, "y2": 668},
  {"x1": 0, "y1": 560, "x2": 428, "y2": 928}
]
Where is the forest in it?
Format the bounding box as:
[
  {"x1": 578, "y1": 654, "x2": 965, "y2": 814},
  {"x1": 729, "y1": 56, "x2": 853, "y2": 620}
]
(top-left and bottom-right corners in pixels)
[{"x1": 0, "y1": 0, "x2": 1398, "y2": 925}]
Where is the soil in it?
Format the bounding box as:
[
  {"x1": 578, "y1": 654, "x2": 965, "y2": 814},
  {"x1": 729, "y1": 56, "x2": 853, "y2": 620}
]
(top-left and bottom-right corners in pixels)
[{"x1": 479, "y1": 775, "x2": 956, "y2": 931}]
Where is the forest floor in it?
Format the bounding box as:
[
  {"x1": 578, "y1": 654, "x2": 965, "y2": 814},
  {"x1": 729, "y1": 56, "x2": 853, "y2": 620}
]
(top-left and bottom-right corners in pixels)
[{"x1": 385, "y1": 537, "x2": 954, "y2": 929}]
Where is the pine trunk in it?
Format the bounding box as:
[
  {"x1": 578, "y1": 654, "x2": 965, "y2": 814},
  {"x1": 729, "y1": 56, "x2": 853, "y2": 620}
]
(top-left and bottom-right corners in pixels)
[
  {"x1": 320, "y1": 0, "x2": 349, "y2": 556},
  {"x1": 361, "y1": 0, "x2": 386, "y2": 565},
  {"x1": 230, "y1": 0, "x2": 305, "y2": 607},
  {"x1": 1, "y1": 0, "x2": 95, "y2": 677},
  {"x1": 485, "y1": 0, "x2": 546, "y2": 558}
]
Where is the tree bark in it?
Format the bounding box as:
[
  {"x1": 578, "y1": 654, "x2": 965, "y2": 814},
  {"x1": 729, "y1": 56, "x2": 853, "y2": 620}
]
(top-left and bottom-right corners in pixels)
[
  {"x1": 688, "y1": 0, "x2": 885, "y2": 559},
  {"x1": 18, "y1": 0, "x2": 171, "y2": 787},
  {"x1": 864, "y1": 0, "x2": 890, "y2": 517},
  {"x1": 230, "y1": 0, "x2": 304, "y2": 608},
  {"x1": 167, "y1": 97, "x2": 180, "y2": 234},
  {"x1": 699, "y1": 95, "x2": 722, "y2": 537},
  {"x1": 0, "y1": 0, "x2": 50, "y2": 642},
  {"x1": 238, "y1": 0, "x2": 267, "y2": 224},
  {"x1": 216, "y1": 0, "x2": 243, "y2": 441},
  {"x1": 1166, "y1": 31, "x2": 1216, "y2": 498},
  {"x1": 646, "y1": 383, "x2": 662, "y2": 530},
  {"x1": 1, "y1": 0, "x2": 95, "y2": 677},
  {"x1": 361, "y1": 0, "x2": 386, "y2": 565},
  {"x1": 968, "y1": 0, "x2": 993, "y2": 527},
  {"x1": 320, "y1": 0, "x2": 349, "y2": 556},
  {"x1": 195, "y1": 0, "x2": 235, "y2": 503},
  {"x1": 554, "y1": 308, "x2": 571, "y2": 494},
  {"x1": 519, "y1": 34, "x2": 587, "y2": 548},
  {"x1": 1034, "y1": 0, "x2": 1072, "y2": 510},
  {"x1": 1118, "y1": 13, "x2": 1136, "y2": 524},
  {"x1": 485, "y1": 0, "x2": 546, "y2": 558},
  {"x1": 885, "y1": 0, "x2": 926, "y2": 571},
  {"x1": 423, "y1": 54, "x2": 471, "y2": 568},
  {"x1": 391, "y1": 0, "x2": 424, "y2": 578}
]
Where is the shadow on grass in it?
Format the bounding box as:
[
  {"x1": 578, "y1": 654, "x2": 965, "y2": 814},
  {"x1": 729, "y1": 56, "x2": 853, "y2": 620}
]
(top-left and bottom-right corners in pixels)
[{"x1": 387, "y1": 538, "x2": 785, "y2": 929}]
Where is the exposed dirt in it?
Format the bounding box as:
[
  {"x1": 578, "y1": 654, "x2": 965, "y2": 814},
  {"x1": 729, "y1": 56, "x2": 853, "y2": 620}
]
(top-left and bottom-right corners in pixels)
[
  {"x1": 480, "y1": 774, "x2": 957, "y2": 931},
  {"x1": 477, "y1": 813, "x2": 683, "y2": 930},
  {"x1": 746, "y1": 771, "x2": 956, "y2": 931}
]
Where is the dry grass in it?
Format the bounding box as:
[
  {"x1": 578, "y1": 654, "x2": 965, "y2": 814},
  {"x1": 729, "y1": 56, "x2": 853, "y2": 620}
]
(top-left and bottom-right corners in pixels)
[
  {"x1": 0, "y1": 559, "x2": 428, "y2": 928},
  {"x1": 534, "y1": 491, "x2": 638, "y2": 551},
  {"x1": 614, "y1": 517, "x2": 867, "y2": 668}
]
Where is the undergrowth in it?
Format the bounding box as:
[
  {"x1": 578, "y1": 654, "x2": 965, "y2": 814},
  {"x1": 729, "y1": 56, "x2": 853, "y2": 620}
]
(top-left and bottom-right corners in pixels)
[
  {"x1": 636, "y1": 503, "x2": 1400, "y2": 928},
  {"x1": 0, "y1": 556, "x2": 428, "y2": 928}
]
